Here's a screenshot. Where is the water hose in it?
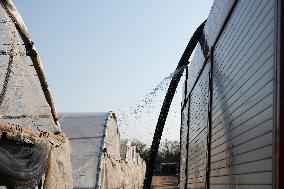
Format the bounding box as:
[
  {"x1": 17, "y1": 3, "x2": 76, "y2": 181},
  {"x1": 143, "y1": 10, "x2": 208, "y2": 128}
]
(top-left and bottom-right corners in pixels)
[{"x1": 143, "y1": 20, "x2": 206, "y2": 189}]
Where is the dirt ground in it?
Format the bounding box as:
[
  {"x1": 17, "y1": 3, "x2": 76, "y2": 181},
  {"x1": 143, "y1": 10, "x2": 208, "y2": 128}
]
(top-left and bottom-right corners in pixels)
[{"x1": 151, "y1": 176, "x2": 178, "y2": 189}]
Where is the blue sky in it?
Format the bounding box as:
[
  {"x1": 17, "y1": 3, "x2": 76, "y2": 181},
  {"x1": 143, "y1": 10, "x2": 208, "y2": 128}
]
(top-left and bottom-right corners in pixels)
[{"x1": 13, "y1": 0, "x2": 213, "y2": 143}]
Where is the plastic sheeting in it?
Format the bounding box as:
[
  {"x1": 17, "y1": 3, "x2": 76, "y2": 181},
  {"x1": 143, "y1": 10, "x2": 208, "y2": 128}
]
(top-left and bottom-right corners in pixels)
[
  {"x1": 0, "y1": 0, "x2": 72, "y2": 188},
  {"x1": 0, "y1": 1, "x2": 57, "y2": 133},
  {"x1": 0, "y1": 0, "x2": 59, "y2": 129},
  {"x1": 60, "y1": 112, "x2": 146, "y2": 189},
  {"x1": 0, "y1": 134, "x2": 47, "y2": 188},
  {"x1": 59, "y1": 113, "x2": 108, "y2": 188}
]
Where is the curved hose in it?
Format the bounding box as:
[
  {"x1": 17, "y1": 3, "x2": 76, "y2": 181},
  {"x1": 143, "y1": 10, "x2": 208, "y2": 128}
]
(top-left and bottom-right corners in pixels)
[{"x1": 143, "y1": 20, "x2": 206, "y2": 189}]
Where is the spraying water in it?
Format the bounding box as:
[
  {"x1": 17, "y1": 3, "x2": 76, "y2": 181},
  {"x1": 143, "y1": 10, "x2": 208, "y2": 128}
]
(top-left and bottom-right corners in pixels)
[
  {"x1": 143, "y1": 21, "x2": 206, "y2": 188},
  {"x1": 116, "y1": 65, "x2": 186, "y2": 144}
]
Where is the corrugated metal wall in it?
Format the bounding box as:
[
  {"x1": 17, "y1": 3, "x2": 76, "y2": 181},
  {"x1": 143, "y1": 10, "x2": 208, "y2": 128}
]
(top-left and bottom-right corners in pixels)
[
  {"x1": 211, "y1": 0, "x2": 275, "y2": 187},
  {"x1": 181, "y1": 0, "x2": 276, "y2": 188},
  {"x1": 187, "y1": 64, "x2": 209, "y2": 188}
]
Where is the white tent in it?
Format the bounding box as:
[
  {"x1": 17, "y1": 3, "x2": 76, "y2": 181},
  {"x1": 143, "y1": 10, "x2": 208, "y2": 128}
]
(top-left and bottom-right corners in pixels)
[{"x1": 59, "y1": 112, "x2": 145, "y2": 189}]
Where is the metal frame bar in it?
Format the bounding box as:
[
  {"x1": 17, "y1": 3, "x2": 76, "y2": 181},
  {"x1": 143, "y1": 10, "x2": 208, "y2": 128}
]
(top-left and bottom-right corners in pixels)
[{"x1": 276, "y1": 0, "x2": 284, "y2": 188}]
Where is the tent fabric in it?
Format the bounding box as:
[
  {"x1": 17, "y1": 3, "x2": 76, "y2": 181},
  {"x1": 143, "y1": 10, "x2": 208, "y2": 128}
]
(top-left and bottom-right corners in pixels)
[
  {"x1": 0, "y1": 134, "x2": 47, "y2": 189},
  {"x1": 59, "y1": 113, "x2": 109, "y2": 188},
  {"x1": 0, "y1": 0, "x2": 60, "y2": 129},
  {"x1": 0, "y1": 0, "x2": 72, "y2": 188}
]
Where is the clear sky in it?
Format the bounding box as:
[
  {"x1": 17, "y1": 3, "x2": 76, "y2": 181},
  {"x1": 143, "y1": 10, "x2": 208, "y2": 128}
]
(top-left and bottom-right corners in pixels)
[{"x1": 13, "y1": 0, "x2": 213, "y2": 144}]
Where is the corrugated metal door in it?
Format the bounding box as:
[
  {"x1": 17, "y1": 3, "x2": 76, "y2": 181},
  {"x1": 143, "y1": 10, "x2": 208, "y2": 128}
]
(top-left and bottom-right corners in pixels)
[
  {"x1": 181, "y1": 0, "x2": 276, "y2": 188},
  {"x1": 210, "y1": 0, "x2": 276, "y2": 188}
]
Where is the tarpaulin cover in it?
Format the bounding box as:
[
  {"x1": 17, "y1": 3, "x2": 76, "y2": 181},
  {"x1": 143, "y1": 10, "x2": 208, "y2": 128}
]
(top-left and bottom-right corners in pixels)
[
  {"x1": 59, "y1": 113, "x2": 109, "y2": 188},
  {"x1": 0, "y1": 0, "x2": 71, "y2": 188}
]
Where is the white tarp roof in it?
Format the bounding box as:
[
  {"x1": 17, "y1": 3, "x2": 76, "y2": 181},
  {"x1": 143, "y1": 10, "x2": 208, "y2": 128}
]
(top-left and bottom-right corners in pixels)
[{"x1": 59, "y1": 113, "x2": 109, "y2": 189}]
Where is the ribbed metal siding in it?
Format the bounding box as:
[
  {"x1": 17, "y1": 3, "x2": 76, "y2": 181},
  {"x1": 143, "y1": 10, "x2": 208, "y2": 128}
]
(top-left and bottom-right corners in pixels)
[
  {"x1": 210, "y1": 0, "x2": 275, "y2": 188},
  {"x1": 187, "y1": 64, "x2": 209, "y2": 189}
]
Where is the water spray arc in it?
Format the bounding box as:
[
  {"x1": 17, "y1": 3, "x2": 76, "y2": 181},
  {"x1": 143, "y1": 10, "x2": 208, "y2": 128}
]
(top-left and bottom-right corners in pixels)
[{"x1": 143, "y1": 20, "x2": 206, "y2": 189}]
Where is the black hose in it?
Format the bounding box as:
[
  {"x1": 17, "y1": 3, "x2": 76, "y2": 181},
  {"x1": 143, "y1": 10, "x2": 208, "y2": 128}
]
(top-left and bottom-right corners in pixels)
[{"x1": 143, "y1": 20, "x2": 206, "y2": 189}]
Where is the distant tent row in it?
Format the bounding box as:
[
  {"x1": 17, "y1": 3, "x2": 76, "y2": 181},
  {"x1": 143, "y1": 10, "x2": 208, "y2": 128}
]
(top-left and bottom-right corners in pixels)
[{"x1": 120, "y1": 139, "x2": 144, "y2": 165}]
